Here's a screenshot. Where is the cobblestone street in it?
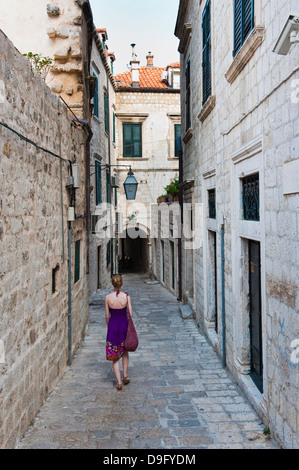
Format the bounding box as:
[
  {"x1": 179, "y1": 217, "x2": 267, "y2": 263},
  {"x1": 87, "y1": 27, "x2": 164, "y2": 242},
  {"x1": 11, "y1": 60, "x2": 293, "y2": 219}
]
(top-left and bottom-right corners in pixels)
[{"x1": 16, "y1": 274, "x2": 277, "y2": 449}]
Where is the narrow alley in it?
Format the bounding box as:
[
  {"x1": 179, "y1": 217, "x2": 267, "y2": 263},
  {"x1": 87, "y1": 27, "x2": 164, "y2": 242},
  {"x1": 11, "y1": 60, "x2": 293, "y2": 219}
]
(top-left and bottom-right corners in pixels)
[{"x1": 16, "y1": 274, "x2": 277, "y2": 450}]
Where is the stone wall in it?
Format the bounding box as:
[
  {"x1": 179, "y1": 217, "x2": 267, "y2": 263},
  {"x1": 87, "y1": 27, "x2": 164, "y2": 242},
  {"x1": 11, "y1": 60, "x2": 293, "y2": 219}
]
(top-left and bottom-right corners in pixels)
[
  {"x1": 151, "y1": 206, "x2": 180, "y2": 298},
  {"x1": 176, "y1": 0, "x2": 299, "y2": 448},
  {"x1": 1, "y1": 0, "x2": 88, "y2": 118},
  {"x1": 0, "y1": 29, "x2": 89, "y2": 448},
  {"x1": 89, "y1": 30, "x2": 117, "y2": 293},
  {"x1": 115, "y1": 90, "x2": 180, "y2": 250}
]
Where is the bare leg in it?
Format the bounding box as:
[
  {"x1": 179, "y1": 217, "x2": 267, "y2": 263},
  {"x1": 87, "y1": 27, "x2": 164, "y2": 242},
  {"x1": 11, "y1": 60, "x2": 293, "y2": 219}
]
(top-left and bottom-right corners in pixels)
[
  {"x1": 122, "y1": 351, "x2": 129, "y2": 380},
  {"x1": 112, "y1": 359, "x2": 122, "y2": 385}
]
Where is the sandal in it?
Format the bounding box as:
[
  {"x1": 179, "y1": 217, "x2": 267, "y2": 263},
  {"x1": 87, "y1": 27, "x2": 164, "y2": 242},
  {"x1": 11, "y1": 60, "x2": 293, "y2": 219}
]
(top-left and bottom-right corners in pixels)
[
  {"x1": 123, "y1": 376, "x2": 130, "y2": 385},
  {"x1": 116, "y1": 383, "x2": 122, "y2": 391}
]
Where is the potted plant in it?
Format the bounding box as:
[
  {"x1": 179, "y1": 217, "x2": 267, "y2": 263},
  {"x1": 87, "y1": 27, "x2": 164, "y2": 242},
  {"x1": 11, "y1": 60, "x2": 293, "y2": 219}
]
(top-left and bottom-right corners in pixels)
[
  {"x1": 157, "y1": 194, "x2": 168, "y2": 203},
  {"x1": 164, "y1": 179, "x2": 179, "y2": 201}
]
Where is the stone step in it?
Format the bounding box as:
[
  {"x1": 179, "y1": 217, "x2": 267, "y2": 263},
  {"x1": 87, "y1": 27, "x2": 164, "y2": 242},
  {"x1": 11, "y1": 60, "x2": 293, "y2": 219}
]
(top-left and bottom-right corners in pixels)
[{"x1": 179, "y1": 305, "x2": 193, "y2": 319}]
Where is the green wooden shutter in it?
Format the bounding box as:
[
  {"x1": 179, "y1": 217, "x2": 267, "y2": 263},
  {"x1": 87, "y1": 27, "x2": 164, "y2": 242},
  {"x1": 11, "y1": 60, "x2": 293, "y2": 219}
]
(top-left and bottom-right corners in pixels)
[
  {"x1": 106, "y1": 240, "x2": 110, "y2": 267},
  {"x1": 132, "y1": 123, "x2": 142, "y2": 157},
  {"x1": 185, "y1": 57, "x2": 191, "y2": 131},
  {"x1": 234, "y1": 0, "x2": 254, "y2": 56},
  {"x1": 202, "y1": 0, "x2": 211, "y2": 105},
  {"x1": 95, "y1": 160, "x2": 102, "y2": 205},
  {"x1": 123, "y1": 123, "x2": 142, "y2": 158},
  {"x1": 93, "y1": 72, "x2": 99, "y2": 117},
  {"x1": 123, "y1": 123, "x2": 132, "y2": 157},
  {"x1": 175, "y1": 124, "x2": 181, "y2": 157},
  {"x1": 104, "y1": 93, "x2": 109, "y2": 134},
  {"x1": 74, "y1": 240, "x2": 80, "y2": 284},
  {"x1": 113, "y1": 111, "x2": 116, "y2": 143},
  {"x1": 233, "y1": 0, "x2": 242, "y2": 56},
  {"x1": 106, "y1": 170, "x2": 111, "y2": 203},
  {"x1": 244, "y1": 0, "x2": 254, "y2": 40}
]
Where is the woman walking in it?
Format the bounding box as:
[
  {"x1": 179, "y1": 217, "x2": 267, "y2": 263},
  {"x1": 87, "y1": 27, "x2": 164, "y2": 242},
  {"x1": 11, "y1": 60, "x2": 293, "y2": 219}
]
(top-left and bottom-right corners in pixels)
[{"x1": 105, "y1": 274, "x2": 133, "y2": 390}]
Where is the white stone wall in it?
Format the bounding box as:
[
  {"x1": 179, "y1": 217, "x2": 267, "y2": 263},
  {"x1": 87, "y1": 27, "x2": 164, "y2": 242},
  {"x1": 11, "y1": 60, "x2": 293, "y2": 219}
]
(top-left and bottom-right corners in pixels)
[
  {"x1": 89, "y1": 34, "x2": 117, "y2": 293},
  {"x1": 177, "y1": 0, "x2": 299, "y2": 448},
  {"x1": 115, "y1": 91, "x2": 180, "y2": 240},
  {"x1": 0, "y1": 30, "x2": 89, "y2": 448}
]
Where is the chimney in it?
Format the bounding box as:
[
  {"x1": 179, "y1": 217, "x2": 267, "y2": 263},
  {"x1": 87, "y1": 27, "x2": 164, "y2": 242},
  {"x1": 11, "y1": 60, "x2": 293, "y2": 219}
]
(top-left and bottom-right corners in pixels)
[
  {"x1": 146, "y1": 51, "x2": 154, "y2": 67},
  {"x1": 130, "y1": 44, "x2": 140, "y2": 88}
]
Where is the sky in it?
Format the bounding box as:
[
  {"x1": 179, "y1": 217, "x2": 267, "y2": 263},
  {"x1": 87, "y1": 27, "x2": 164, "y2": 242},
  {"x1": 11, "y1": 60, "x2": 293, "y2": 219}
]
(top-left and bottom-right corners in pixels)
[{"x1": 89, "y1": 0, "x2": 180, "y2": 75}]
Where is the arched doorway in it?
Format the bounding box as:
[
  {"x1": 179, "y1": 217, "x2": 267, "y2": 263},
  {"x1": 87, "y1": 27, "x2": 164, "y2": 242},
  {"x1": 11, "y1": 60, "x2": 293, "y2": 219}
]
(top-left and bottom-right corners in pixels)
[{"x1": 118, "y1": 226, "x2": 149, "y2": 273}]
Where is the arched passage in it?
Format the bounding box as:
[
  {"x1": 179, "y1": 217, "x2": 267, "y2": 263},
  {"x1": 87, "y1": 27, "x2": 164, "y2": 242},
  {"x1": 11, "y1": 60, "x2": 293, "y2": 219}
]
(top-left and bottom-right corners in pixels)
[{"x1": 118, "y1": 226, "x2": 149, "y2": 273}]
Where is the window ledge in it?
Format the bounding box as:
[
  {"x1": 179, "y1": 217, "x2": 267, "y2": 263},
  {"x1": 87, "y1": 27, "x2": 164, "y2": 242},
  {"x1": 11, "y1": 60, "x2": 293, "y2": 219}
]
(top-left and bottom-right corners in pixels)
[
  {"x1": 198, "y1": 95, "x2": 216, "y2": 123},
  {"x1": 182, "y1": 127, "x2": 193, "y2": 144},
  {"x1": 92, "y1": 114, "x2": 101, "y2": 124},
  {"x1": 225, "y1": 26, "x2": 265, "y2": 84},
  {"x1": 117, "y1": 157, "x2": 148, "y2": 161}
]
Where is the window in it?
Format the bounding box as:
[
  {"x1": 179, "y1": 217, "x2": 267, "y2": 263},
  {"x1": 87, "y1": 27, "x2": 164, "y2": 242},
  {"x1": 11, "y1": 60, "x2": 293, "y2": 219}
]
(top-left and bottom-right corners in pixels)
[
  {"x1": 233, "y1": 0, "x2": 254, "y2": 56},
  {"x1": 93, "y1": 72, "x2": 99, "y2": 118},
  {"x1": 114, "y1": 187, "x2": 117, "y2": 207},
  {"x1": 52, "y1": 265, "x2": 59, "y2": 294},
  {"x1": 123, "y1": 123, "x2": 142, "y2": 158},
  {"x1": 95, "y1": 160, "x2": 102, "y2": 205},
  {"x1": 104, "y1": 92, "x2": 109, "y2": 134},
  {"x1": 202, "y1": 0, "x2": 212, "y2": 105},
  {"x1": 174, "y1": 124, "x2": 181, "y2": 157},
  {"x1": 74, "y1": 240, "x2": 80, "y2": 284},
  {"x1": 185, "y1": 57, "x2": 191, "y2": 131},
  {"x1": 106, "y1": 170, "x2": 111, "y2": 203},
  {"x1": 242, "y1": 173, "x2": 259, "y2": 221},
  {"x1": 208, "y1": 188, "x2": 216, "y2": 219}
]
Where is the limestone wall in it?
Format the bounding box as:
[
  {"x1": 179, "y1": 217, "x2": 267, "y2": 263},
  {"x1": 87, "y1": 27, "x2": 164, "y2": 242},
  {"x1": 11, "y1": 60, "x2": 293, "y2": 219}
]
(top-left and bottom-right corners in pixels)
[
  {"x1": 89, "y1": 32, "x2": 117, "y2": 293},
  {"x1": 0, "y1": 29, "x2": 89, "y2": 448},
  {"x1": 0, "y1": 0, "x2": 87, "y2": 118},
  {"x1": 177, "y1": 0, "x2": 299, "y2": 448},
  {"x1": 115, "y1": 91, "x2": 180, "y2": 239}
]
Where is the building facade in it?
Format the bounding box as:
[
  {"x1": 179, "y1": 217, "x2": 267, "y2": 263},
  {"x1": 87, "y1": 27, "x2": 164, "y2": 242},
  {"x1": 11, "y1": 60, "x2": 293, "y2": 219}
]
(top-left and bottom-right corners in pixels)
[
  {"x1": 114, "y1": 52, "x2": 181, "y2": 276},
  {"x1": 175, "y1": 0, "x2": 299, "y2": 448},
  {"x1": 0, "y1": 29, "x2": 89, "y2": 448},
  {"x1": 0, "y1": 0, "x2": 96, "y2": 448},
  {"x1": 89, "y1": 27, "x2": 117, "y2": 293}
]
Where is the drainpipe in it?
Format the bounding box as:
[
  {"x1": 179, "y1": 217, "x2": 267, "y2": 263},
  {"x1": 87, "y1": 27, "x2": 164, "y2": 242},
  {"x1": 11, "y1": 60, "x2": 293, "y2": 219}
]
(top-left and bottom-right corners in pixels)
[
  {"x1": 67, "y1": 222, "x2": 72, "y2": 365},
  {"x1": 177, "y1": 137, "x2": 183, "y2": 302},
  {"x1": 220, "y1": 213, "x2": 226, "y2": 368}
]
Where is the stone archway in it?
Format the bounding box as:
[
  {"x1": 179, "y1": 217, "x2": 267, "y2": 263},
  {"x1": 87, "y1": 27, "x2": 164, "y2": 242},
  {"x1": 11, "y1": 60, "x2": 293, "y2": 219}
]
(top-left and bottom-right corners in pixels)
[{"x1": 118, "y1": 225, "x2": 149, "y2": 273}]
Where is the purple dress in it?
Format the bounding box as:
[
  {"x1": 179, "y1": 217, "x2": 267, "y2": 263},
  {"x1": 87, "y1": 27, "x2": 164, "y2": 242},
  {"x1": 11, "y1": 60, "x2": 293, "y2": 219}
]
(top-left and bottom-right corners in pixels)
[{"x1": 106, "y1": 294, "x2": 129, "y2": 362}]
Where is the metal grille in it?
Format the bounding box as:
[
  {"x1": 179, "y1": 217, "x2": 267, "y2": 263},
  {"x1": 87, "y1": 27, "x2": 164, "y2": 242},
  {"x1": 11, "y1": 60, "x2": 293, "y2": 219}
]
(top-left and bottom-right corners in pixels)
[
  {"x1": 242, "y1": 173, "x2": 259, "y2": 221},
  {"x1": 208, "y1": 188, "x2": 216, "y2": 219}
]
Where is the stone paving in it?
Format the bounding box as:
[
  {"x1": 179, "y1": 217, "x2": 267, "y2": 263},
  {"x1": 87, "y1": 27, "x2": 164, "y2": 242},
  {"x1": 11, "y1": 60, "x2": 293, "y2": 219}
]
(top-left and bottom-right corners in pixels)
[{"x1": 16, "y1": 274, "x2": 277, "y2": 449}]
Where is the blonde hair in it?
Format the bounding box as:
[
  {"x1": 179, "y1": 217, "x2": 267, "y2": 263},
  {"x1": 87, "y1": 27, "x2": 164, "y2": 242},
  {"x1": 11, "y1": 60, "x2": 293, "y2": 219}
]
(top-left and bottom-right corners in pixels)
[{"x1": 112, "y1": 274, "x2": 123, "y2": 291}]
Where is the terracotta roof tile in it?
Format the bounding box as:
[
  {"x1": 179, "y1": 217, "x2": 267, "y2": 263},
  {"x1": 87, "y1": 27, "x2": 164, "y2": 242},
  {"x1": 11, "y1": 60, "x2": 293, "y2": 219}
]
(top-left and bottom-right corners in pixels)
[{"x1": 115, "y1": 63, "x2": 180, "y2": 90}]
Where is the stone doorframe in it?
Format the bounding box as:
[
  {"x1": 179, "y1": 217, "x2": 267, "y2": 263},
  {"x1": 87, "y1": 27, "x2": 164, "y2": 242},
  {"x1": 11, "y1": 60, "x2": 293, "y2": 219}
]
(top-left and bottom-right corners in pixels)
[
  {"x1": 230, "y1": 135, "x2": 268, "y2": 413},
  {"x1": 202, "y1": 168, "x2": 219, "y2": 348}
]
